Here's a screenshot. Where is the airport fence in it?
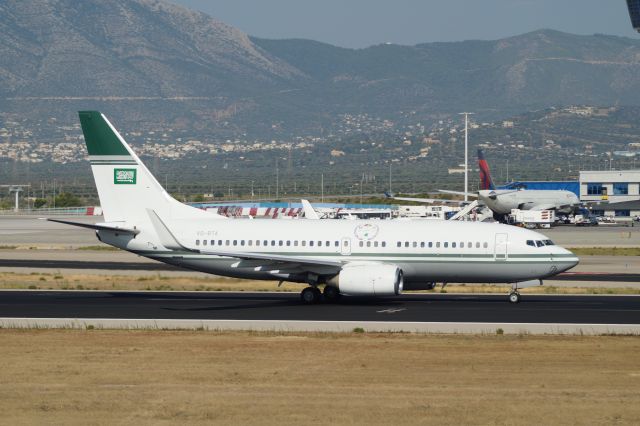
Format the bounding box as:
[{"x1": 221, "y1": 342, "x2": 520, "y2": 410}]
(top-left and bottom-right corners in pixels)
[{"x1": 0, "y1": 206, "x2": 102, "y2": 216}]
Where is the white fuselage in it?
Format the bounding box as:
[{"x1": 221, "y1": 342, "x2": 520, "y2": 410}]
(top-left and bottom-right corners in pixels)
[
  {"x1": 99, "y1": 218, "x2": 578, "y2": 285},
  {"x1": 479, "y1": 190, "x2": 580, "y2": 215}
]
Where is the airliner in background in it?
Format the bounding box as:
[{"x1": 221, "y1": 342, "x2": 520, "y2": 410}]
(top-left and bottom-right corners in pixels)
[
  {"x1": 49, "y1": 112, "x2": 579, "y2": 304},
  {"x1": 391, "y1": 149, "x2": 581, "y2": 221}
]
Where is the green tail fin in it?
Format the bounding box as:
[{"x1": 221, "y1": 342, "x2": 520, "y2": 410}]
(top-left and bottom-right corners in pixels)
[{"x1": 79, "y1": 111, "x2": 130, "y2": 156}]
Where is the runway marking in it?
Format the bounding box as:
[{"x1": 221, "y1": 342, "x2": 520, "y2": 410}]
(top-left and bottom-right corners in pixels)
[{"x1": 377, "y1": 308, "x2": 407, "y2": 314}]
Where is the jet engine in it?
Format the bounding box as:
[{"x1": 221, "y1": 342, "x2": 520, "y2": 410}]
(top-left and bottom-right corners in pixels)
[{"x1": 327, "y1": 264, "x2": 403, "y2": 296}]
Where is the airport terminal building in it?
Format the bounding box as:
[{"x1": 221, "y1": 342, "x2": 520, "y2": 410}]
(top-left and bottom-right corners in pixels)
[{"x1": 579, "y1": 170, "x2": 640, "y2": 217}]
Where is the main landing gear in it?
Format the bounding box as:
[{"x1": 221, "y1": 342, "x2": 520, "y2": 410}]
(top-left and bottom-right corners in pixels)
[
  {"x1": 508, "y1": 291, "x2": 521, "y2": 304},
  {"x1": 300, "y1": 286, "x2": 342, "y2": 304},
  {"x1": 300, "y1": 286, "x2": 322, "y2": 304}
]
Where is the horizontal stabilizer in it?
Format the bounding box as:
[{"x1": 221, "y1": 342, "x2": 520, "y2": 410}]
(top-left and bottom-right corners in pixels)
[{"x1": 45, "y1": 218, "x2": 140, "y2": 235}]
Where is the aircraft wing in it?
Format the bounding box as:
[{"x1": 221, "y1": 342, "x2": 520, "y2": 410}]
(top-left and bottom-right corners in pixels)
[
  {"x1": 146, "y1": 208, "x2": 342, "y2": 274},
  {"x1": 391, "y1": 196, "x2": 462, "y2": 204},
  {"x1": 438, "y1": 190, "x2": 478, "y2": 198}
]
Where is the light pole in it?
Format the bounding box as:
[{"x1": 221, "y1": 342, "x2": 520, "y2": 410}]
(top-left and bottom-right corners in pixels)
[{"x1": 459, "y1": 112, "x2": 474, "y2": 202}]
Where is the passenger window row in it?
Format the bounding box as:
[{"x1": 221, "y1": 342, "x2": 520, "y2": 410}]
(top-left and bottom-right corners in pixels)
[
  {"x1": 195, "y1": 239, "x2": 342, "y2": 248},
  {"x1": 396, "y1": 241, "x2": 489, "y2": 249}
]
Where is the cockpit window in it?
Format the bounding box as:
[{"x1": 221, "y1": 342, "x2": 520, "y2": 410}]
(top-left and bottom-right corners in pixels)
[
  {"x1": 543, "y1": 240, "x2": 554, "y2": 246},
  {"x1": 535, "y1": 240, "x2": 544, "y2": 247},
  {"x1": 526, "y1": 240, "x2": 535, "y2": 247}
]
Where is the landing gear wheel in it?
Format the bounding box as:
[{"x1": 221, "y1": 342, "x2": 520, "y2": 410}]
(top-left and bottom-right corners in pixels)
[
  {"x1": 323, "y1": 286, "x2": 341, "y2": 303},
  {"x1": 301, "y1": 287, "x2": 322, "y2": 304},
  {"x1": 508, "y1": 292, "x2": 521, "y2": 304}
]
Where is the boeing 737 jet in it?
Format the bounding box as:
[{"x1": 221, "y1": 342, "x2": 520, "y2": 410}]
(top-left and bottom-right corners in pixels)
[{"x1": 50, "y1": 112, "x2": 579, "y2": 304}]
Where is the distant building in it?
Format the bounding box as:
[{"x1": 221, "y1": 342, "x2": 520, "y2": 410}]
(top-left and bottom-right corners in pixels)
[
  {"x1": 579, "y1": 170, "x2": 640, "y2": 216},
  {"x1": 627, "y1": 0, "x2": 640, "y2": 32}
]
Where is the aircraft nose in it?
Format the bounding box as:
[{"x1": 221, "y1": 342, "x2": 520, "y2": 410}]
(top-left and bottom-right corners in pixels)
[{"x1": 555, "y1": 247, "x2": 579, "y2": 272}]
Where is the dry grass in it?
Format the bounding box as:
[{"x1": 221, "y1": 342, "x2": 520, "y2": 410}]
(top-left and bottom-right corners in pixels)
[
  {"x1": 0, "y1": 330, "x2": 638, "y2": 425},
  {"x1": 0, "y1": 272, "x2": 638, "y2": 295},
  {"x1": 568, "y1": 247, "x2": 640, "y2": 256}
]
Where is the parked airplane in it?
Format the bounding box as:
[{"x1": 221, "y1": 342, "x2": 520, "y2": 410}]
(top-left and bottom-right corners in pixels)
[
  {"x1": 392, "y1": 150, "x2": 581, "y2": 221},
  {"x1": 467, "y1": 149, "x2": 581, "y2": 217},
  {"x1": 49, "y1": 112, "x2": 579, "y2": 304}
]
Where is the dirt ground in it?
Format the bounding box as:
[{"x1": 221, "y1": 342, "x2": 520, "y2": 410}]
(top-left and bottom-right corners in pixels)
[{"x1": 0, "y1": 330, "x2": 639, "y2": 425}]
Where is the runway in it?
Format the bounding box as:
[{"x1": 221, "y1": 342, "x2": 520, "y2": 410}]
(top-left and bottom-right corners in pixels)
[{"x1": 1, "y1": 291, "x2": 639, "y2": 324}]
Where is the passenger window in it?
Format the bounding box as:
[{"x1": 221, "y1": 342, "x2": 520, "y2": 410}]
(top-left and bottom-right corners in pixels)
[
  {"x1": 302, "y1": 241, "x2": 307, "y2": 247},
  {"x1": 248, "y1": 240, "x2": 252, "y2": 246},
  {"x1": 436, "y1": 242, "x2": 440, "y2": 248},
  {"x1": 420, "y1": 242, "x2": 425, "y2": 248},
  {"x1": 263, "y1": 240, "x2": 268, "y2": 246},
  {"x1": 359, "y1": 241, "x2": 363, "y2": 247},
  {"x1": 286, "y1": 241, "x2": 291, "y2": 246},
  {"x1": 202, "y1": 240, "x2": 207, "y2": 246},
  {"x1": 467, "y1": 242, "x2": 472, "y2": 248},
  {"x1": 240, "y1": 240, "x2": 244, "y2": 246},
  {"x1": 335, "y1": 241, "x2": 339, "y2": 247},
  {"x1": 256, "y1": 240, "x2": 260, "y2": 246},
  {"x1": 366, "y1": 241, "x2": 371, "y2": 247},
  {"x1": 428, "y1": 242, "x2": 433, "y2": 248},
  {"x1": 218, "y1": 240, "x2": 222, "y2": 246},
  {"x1": 310, "y1": 241, "x2": 314, "y2": 247},
  {"x1": 225, "y1": 240, "x2": 230, "y2": 246},
  {"x1": 326, "y1": 241, "x2": 330, "y2": 247},
  {"x1": 382, "y1": 242, "x2": 386, "y2": 248},
  {"x1": 475, "y1": 242, "x2": 480, "y2": 248},
  {"x1": 278, "y1": 240, "x2": 283, "y2": 246},
  {"x1": 343, "y1": 240, "x2": 348, "y2": 247},
  {"x1": 233, "y1": 240, "x2": 237, "y2": 246},
  {"x1": 271, "y1": 240, "x2": 276, "y2": 246},
  {"x1": 404, "y1": 242, "x2": 409, "y2": 248},
  {"x1": 374, "y1": 241, "x2": 379, "y2": 247},
  {"x1": 413, "y1": 242, "x2": 417, "y2": 248},
  {"x1": 483, "y1": 242, "x2": 488, "y2": 248},
  {"x1": 397, "y1": 242, "x2": 401, "y2": 248},
  {"x1": 294, "y1": 241, "x2": 298, "y2": 247},
  {"x1": 460, "y1": 242, "x2": 464, "y2": 248},
  {"x1": 452, "y1": 242, "x2": 456, "y2": 248},
  {"x1": 318, "y1": 241, "x2": 322, "y2": 247},
  {"x1": 196, "y1": 240, "x2": 200, "y2": 246},
  {"x1": 444, "y1": 242, "x2": 448, "y2": 248}
]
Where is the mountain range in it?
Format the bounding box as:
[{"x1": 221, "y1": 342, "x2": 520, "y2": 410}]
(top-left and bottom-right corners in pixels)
[{"x1": 3, "y1": 0, "x2": 640, "y2": 137}]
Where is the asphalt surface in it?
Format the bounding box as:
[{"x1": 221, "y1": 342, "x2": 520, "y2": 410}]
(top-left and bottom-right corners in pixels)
[
  {"x1": 0, "y1": 258, "x2": 636, "y2": 282},
  {"x1": 1, "y1": 291, "x2": 638, "y2": 324}
]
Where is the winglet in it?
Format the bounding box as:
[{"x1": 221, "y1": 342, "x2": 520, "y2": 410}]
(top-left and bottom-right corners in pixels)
[{"x1": 301, "y1": 199, "x2": 320, "y2": 219}]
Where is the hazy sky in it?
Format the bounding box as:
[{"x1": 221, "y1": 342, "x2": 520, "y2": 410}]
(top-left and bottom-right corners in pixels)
[{"x1": 172, "y1": 0, "x2": 638, "y2": 48}]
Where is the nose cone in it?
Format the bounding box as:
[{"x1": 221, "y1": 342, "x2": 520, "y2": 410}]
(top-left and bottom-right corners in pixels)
[{"x1": 555, "y1": 247, "x2": 580, "y2": 273}]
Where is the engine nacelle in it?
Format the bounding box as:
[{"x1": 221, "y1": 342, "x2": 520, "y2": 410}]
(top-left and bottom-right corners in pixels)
[{"x1": 328, "y1": 264, "x2": 403, "y2": 296}]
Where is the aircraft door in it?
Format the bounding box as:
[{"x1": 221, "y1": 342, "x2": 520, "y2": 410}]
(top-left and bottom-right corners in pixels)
[
  {"x1": 340, "y1": 237, "x2": 351, "y2": 256},
  {"x1": 494, "y1": 233, "x2": 508, "y2": 261}
]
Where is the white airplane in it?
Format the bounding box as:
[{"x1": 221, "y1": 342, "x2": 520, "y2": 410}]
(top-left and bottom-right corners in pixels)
[
  {"x1": 49, "y1": 112, "x2": 579, "y2": 304},
  {"x1": 390, "y1": 150, "x2": 581, "y2": 220}
]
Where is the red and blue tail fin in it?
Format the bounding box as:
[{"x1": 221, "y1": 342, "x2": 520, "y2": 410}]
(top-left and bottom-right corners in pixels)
[{"x1": 477, "y1": 149, "x2": 495, "y2": 190}]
